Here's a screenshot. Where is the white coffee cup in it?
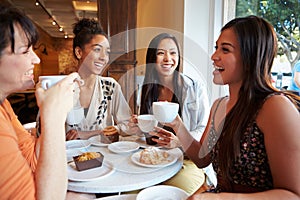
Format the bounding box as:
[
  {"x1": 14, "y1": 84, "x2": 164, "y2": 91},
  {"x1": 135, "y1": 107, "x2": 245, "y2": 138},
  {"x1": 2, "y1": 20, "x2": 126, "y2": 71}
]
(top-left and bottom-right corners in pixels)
[
  {"x1": 152, "y1": 102, "x2": 179, "y2": 123},
  {"x1": 39, "y1": 75, "x2": 67, "y2": 90},
  {"x1": 66, "y1": 106, "x2": 84, "y2": 125},
  {"x1": 137, "y1": 114, "x2": 158, "y2": 133}
]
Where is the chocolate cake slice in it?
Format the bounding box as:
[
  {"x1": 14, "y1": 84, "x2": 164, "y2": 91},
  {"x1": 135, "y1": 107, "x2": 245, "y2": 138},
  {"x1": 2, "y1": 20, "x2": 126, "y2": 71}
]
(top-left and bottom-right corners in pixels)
[{"x1": 73, "y1": 152, "x2": 104, "y2": 171}]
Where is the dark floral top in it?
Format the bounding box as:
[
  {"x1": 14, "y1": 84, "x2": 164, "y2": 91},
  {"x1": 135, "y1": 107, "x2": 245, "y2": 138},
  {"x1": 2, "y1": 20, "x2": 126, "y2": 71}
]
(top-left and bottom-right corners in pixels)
[{"x1": 208, "y1": 96, "x2": 273, "y2": 192}]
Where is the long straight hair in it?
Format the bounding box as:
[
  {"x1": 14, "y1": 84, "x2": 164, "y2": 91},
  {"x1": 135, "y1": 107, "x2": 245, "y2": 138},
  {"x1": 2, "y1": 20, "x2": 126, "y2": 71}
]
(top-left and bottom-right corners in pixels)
[
  {"x1": 140, "y1": 33, "x2": 182, "y2": 115},
  {"x1": 218, "y1": 15, "x2": 300, "y2": 180}
]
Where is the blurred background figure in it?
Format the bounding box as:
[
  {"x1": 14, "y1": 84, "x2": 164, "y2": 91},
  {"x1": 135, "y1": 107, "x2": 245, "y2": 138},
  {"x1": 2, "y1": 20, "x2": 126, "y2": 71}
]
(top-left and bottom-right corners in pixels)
[{"x1": 288, "y1": 60, "x2": 300, "y2": 95}]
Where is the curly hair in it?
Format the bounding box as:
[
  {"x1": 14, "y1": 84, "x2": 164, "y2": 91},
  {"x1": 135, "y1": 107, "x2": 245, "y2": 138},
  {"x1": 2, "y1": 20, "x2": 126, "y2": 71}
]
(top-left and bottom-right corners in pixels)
[{"x1": 72, "y1": 18, "x2": 107, "y2": 60}]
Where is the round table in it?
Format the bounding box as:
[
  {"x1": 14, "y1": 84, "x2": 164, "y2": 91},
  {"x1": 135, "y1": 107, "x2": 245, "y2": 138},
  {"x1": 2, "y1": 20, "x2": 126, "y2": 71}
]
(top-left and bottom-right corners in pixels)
[{"x1": 67, "y1": 136, "x2": 183, "y2": 194}]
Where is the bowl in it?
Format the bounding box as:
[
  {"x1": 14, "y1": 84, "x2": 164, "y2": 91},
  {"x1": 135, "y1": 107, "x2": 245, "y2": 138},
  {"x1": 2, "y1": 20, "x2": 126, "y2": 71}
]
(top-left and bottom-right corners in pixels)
[{"x1": 136, "y1": 185, "x2": 188, "y2": 200}]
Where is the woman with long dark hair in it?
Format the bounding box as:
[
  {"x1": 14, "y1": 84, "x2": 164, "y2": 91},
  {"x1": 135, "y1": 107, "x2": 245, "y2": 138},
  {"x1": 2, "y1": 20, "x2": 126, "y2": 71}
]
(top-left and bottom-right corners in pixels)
[
  {"x1": 140, "y1": 33, "x2": 210, "y2": 140},
  {"x1": 154, "y1": 16, "x2": 300, "y2": 199},
  {"x1": 135, "y1": 33, "x2": 213, "y2": 194}
]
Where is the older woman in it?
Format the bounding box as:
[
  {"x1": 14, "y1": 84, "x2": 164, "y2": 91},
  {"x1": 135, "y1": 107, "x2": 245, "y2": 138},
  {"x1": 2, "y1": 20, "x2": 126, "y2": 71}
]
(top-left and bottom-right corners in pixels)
[{"x1": 0, "y1": 4, "x2": 81, "y2": 199}]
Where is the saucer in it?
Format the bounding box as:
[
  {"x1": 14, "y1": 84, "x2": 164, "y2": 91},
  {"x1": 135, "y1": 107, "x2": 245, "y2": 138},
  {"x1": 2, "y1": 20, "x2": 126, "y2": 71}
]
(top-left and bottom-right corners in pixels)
[
  {"x1": 66, "y1": 140, "x2": 91, "y2": 150},
  {"x1": 108, "y1": 141, "x2": 140, "y2": 154}
]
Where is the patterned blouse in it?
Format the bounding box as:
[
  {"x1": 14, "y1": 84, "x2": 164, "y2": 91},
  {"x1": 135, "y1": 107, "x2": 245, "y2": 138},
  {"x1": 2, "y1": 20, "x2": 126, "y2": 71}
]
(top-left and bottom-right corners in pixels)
[
  {"x1": 208, "y1": 96, "x2": 274, "y2": 192},
  {"x1": 66, "y1": 76, "x2": 132, "y2": 134}
]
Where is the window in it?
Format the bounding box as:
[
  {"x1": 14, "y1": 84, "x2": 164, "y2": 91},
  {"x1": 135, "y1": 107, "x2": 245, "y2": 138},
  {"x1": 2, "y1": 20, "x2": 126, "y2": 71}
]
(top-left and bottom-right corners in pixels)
[{"x1": 235, "y1": 0, "x2": 300, "y2": 89}]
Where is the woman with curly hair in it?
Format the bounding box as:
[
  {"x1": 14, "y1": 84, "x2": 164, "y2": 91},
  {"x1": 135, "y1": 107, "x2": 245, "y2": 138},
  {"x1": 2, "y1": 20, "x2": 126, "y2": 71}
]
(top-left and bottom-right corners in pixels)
[{"x1": 66, "y1": 18, "x2": 132, "y2": 140}]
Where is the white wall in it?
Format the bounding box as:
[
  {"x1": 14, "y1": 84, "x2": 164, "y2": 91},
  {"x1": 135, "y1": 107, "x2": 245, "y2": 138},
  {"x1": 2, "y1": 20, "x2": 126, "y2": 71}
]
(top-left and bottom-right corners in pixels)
[
  {"x1": 136, "y1": 0, "x2": 184, "y2": 75},
  {"x1": 183, "y1": 0, "x2": 228, "y2": 103},
  {"x1": 136, "y1": 0, "x2": 229, "y2": 103}
]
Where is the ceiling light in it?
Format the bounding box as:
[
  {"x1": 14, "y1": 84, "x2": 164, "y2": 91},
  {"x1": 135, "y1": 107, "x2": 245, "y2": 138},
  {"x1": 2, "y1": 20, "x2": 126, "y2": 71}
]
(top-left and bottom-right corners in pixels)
[
  {"x1": 35, "y1": 0, "x2": 64, "y2": 36},
  {"x1": 72, "y1": 1, "x2": 97, "y2": 11}
]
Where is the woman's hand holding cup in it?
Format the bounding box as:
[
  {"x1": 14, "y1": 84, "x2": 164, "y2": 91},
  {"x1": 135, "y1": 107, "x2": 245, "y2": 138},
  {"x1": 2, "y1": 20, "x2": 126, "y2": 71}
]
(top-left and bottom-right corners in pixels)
[
  {"x1": 149, "y1": 127, "x2": 181, "y2": 149},
  {"x1": 35, "y1": 72, "x2": 82, "y2": 121},
  {"x1": 137, "y1": 114, "x2": 158, "y2": 145},
  {"x1": 127, "y1": 114, "x2": 142, "y2": 135}
]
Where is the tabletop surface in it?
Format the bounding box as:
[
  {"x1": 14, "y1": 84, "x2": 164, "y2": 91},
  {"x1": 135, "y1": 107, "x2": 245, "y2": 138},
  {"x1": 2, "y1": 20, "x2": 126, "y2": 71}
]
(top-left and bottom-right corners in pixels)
[
  {"x1": 66, "y1": 135, "x2": 183, "y2": 194},
  {"x1": 96, "y1": 194, "x2": 137, "y2": 200}
]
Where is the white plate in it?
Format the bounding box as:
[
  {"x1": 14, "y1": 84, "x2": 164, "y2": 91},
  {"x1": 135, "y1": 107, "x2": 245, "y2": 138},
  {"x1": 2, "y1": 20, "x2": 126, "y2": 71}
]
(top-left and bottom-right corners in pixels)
[
  {"x1": 66, "y1": 140, "x2": 91, "y2": 150},
  {"x1": 136, "y1": 185, "x2": 188, "y2": 200},
  {"x1": 108, "y1": 141, "x2": 140, "y2": 154},
  {"x1": 95, "y1": 194, "x2": 137, "y2": 200},
  {"x1": 131, "y1": 151, "x2": 177, "y2": 168},
  {"x1": 66, "y1": 149, "x2": 84, "y2": 162},
  {"x1": 88, "y1": 135, "x2": 109, "y2": 147},
  {"x1": 67, "y1": 161, "x2": 114, "y2": 181}
]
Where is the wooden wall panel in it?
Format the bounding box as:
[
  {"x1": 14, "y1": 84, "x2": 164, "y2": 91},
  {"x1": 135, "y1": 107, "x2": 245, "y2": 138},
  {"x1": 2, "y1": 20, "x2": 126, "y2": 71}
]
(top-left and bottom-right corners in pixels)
[{"x1": 98, "y1": 0, "x2": 137, "y2": 112}]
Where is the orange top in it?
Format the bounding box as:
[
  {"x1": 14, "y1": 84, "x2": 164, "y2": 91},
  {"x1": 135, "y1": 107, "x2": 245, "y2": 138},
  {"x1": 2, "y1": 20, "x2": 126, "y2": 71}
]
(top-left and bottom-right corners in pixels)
[{"x1": 0, "y1": 99, "x2": 37, "y2": 199}]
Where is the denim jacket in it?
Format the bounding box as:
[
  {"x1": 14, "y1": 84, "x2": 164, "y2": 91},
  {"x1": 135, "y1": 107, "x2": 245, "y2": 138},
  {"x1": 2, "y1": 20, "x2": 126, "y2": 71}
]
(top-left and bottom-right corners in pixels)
[{"x1": 180, "y1": 74, "x2": 210, "y2": 141}]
